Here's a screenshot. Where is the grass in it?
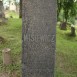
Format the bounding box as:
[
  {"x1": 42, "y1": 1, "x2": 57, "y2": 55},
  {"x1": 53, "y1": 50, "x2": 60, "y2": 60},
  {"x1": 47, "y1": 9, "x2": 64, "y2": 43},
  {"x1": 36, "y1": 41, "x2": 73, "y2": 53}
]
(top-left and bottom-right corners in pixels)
[
  {"x1": 55, "y1": 25, "x2": 77, "y2": 77},
  {"x1": 5, "y1": 11, "x2": 19, "y2": 18},
  {"x1": 0, "y1": 18, "x2": 22, "y2": 76},
  {"x1": 0, "y1": 19, "x2": 77, "y2": 77}
]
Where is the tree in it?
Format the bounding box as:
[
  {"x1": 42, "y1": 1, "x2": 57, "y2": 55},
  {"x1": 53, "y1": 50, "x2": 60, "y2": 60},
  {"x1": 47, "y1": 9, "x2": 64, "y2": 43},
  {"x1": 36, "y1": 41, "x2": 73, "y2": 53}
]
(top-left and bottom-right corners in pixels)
[
  {"x1": 19, "y1": 0, "x2": 22, "y2": 18},
  {"x1": 57, "y1": 0, "x2": 64, "y2": 20},
  {"x1": 57, "y1": 0, "x2": 77, "y2": 36},
  {"x1": 57, "y1": 0, "x2": 77, "y2": 22}
]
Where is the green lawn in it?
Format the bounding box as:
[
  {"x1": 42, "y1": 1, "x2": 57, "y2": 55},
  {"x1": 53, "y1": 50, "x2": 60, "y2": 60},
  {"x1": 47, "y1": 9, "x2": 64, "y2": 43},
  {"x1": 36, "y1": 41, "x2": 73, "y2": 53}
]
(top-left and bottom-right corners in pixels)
[
  {"x1": 5, "y1": 11, "x2": 19, "y2": 18},
  {"x1": 0, "y1": 19, "x2": 77, "y2": 77},
  {"x1": 56, "y1": 25, "x2": 77, "y2": 77},
  {"x1": 0, "y1": 18, "x2": 22, "y2": 76}
]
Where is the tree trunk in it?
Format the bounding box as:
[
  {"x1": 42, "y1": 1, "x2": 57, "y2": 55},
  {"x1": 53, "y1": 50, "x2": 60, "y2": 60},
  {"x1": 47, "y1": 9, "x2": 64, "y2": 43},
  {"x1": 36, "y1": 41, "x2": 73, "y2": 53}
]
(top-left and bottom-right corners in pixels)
[
  {"x1": 60, "y1": 22, "x2": 67, "y2": 30},
  {"x1": 19, "y1": 0, "x2": 22, "y2": 18}
]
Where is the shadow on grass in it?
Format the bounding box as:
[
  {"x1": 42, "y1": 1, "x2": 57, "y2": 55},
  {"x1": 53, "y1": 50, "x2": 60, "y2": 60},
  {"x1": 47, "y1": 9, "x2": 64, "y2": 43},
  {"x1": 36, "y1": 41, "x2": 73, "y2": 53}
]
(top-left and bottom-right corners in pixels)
[
  {"x1": 63, "y1": 32, "x2": 77, "y2": 42},
  {"x1": 0, "y1": 36, "x2": 6, "y2": 44}
]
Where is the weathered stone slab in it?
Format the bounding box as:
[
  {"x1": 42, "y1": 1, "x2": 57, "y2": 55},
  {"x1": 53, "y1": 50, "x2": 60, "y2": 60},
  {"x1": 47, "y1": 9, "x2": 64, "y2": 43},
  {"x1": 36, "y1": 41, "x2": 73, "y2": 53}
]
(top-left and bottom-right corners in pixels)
[{"x1": 22, "y1": 0, "x2": 57, "y2": 77}]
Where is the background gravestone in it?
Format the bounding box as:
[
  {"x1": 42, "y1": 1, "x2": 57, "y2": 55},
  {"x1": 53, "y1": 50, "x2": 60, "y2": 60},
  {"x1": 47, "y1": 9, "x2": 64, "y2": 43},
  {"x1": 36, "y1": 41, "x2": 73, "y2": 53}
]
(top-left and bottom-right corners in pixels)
[{"x1": 22, "y1": 0, "x2": 57, "y2": 77}]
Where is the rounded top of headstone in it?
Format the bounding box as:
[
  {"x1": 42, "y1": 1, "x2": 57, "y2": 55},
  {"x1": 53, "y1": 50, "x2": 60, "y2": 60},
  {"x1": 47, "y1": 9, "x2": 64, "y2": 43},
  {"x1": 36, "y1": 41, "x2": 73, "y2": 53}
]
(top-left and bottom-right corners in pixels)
[{"x1": 2, "y1": 48, "x2": 11, "y2": 53}]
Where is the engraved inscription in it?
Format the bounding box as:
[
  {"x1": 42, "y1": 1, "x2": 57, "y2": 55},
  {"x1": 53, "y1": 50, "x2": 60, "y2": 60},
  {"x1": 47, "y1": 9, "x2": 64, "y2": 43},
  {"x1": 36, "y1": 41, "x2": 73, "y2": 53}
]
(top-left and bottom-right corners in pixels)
[{"x1": 22, "y1": 0, "x2": 57, "y2": 77}]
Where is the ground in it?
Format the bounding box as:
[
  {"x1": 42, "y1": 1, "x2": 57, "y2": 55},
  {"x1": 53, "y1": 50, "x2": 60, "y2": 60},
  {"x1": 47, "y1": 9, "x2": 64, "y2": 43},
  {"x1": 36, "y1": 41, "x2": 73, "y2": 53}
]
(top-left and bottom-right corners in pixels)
[
  {"x1": 56, "y1": 24, "x2": 77, "y2": 77},
  {"x1": 0, "y1": 18, "x2": 22, "y2": 77},
  {"x1": 0, "y1": 18, "x2": 77, "y2": 77}
]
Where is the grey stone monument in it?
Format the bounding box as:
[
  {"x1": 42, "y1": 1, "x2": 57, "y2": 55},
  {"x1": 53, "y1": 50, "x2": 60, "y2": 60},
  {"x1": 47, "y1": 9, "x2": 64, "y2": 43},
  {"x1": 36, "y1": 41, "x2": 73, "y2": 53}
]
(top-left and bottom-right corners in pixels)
[{"x1": 22, "y1": 0, "x2": 57, "y2": 77}]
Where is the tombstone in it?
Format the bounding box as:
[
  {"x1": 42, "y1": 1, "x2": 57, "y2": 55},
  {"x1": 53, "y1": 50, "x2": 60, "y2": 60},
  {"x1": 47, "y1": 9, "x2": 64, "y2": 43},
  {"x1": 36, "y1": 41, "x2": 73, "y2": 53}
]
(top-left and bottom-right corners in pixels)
[
  {"x1": 70, "y1": 26, "x2": 76, "y2": 37},
  {"x1": 22, "y1": 0, "x2": 57, "y2": 77}
]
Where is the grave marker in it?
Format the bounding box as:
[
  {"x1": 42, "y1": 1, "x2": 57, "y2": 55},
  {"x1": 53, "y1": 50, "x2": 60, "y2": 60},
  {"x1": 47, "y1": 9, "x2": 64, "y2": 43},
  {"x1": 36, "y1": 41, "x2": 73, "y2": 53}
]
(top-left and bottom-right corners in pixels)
[{"x1": 22, "y1": 0, "x2": 57, "y2": 77}]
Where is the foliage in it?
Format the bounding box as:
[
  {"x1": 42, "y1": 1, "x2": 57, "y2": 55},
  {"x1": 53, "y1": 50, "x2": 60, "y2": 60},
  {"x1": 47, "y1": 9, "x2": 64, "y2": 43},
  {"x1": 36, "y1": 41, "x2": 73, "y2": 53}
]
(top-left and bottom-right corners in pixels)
[{"x1": 57, "y1": 0, "x2": 77, "y2": 23}]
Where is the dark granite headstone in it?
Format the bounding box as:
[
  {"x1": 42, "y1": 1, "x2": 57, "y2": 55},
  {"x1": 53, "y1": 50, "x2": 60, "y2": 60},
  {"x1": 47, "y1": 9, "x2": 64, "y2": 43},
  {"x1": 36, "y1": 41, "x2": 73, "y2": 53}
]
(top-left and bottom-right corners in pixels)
[
  {"x1": 70, "y1": 26, "x2": 76, "y2": 36},
  {"x1": 22, "y1": 0, "x2": 57, "y2": 77}
]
